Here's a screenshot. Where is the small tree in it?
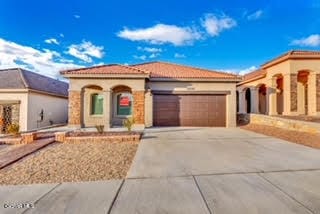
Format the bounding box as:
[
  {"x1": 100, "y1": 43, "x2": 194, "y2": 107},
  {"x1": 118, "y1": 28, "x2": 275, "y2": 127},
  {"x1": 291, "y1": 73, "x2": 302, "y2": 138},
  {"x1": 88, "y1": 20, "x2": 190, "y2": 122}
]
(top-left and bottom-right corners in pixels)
[{"x1": 123, "y1": 117, "x2": 135, "y2": 132}]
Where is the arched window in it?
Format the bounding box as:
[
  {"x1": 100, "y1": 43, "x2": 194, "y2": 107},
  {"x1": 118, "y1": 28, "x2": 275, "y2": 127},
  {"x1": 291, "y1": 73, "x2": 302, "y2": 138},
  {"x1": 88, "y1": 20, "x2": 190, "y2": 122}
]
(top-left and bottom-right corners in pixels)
[
  {"x1": 91, "y1": 94, "x2": 103, "y2": 115},
  {"x1": 116, "y1": 93, "x2": 133, "y2": 116}
]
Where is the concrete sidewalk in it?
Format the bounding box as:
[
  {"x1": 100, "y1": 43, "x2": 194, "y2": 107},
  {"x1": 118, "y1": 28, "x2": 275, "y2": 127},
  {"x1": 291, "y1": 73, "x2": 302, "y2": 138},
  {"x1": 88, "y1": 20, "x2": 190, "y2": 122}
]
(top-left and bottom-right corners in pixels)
[
  {"x1": 1, "y1": 171, "x2": 319, "y2": 214},
  {"x1": 1, "y1": 127, "x2": 320, "y2": 214}
]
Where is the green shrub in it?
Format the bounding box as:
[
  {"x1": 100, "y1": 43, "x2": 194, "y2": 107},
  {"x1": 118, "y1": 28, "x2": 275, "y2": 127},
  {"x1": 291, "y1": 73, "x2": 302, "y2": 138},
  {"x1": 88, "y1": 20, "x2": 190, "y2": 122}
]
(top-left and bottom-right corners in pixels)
[
  {"x1": 95, "y1": 125, "x2": 104, "y2": 134},
  {"x1": 7, "y1": 123, "x2": 20, "y2": 135},
  {"x1": 123, "y1": 117, "x2": 135, "y2": 131}
]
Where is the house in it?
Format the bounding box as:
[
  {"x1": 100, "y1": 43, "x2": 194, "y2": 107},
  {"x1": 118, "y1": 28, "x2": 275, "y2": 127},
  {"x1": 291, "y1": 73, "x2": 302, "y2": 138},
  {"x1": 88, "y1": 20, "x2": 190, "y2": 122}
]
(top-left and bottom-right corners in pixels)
[
  {"x1": 237, "y1": 51, "x2": 320, "y2": 116},
  {"x1": 0, "y1": 68, "x2": 68, "y2": 133},
  {"x1": 61, "y1": 62, "x2": 242, "y2": 128}
]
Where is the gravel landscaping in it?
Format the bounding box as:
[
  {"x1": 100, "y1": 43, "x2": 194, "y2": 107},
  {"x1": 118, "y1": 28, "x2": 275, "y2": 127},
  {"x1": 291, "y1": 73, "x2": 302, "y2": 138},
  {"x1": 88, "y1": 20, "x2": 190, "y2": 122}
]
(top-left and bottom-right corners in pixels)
[
  {"x1": 0, "y1": 141, "x2": 138, "y2": 185},
  {"x1": 241, "y1": 124, "x2": 320, "y2": 149}
]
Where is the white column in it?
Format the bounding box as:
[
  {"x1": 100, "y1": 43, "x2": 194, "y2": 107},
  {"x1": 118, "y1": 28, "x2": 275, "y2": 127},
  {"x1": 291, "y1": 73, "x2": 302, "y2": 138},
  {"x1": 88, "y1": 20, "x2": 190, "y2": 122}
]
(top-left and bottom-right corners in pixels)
[
  {"x1": 266, "y1": 77, "x2": 277, "y2": 115},
  {"x1": 103, "y1": 90, "x2": 112, "y2": 129},
  {"x1": 239, "y1": 91, "x2": 246, "y2": 113},
  {"x1": 250, "y1": 88, "x2": 259, "y2": 114},
  {"x1": 308, "y1": 73, "x2": 317, "y2": 115}
]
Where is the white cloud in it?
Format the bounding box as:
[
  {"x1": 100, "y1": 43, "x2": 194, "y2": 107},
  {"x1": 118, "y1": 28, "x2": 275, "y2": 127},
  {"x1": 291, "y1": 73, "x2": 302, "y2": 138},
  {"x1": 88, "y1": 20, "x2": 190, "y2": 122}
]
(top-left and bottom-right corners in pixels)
[
  {"x1": 133, "y1": 55, "x2": 147, "y2": 60},
  {"x1": 174, "y1": 53, "x2": 186, "y2": 58},
  {"x1": 137, "y1": 46, "x2": 162, "y2": 53},
  {"x1": 0, "y1": 38, "x2": 82, "y2": 78},
  {"x1": 290, "y1": 34, "x2": 320, "y2": 47},
  {"x1": 201, "y1": 13, "x2": 237, "y2": 37},
  {"x1": 219, "y1": 66, "x2": 257, "y2": 75},
  {"x1": 74, "y1": 15, "x2": 80, "y2": 19},
  {"x1": 118, "y1": 24, "x2": 202, "y2": 46},
  {"x1": 67, "y1": 40, "x2": 104, "y2": 63},
  {"x1": 59, "y1": 33, "x2": 64, "y2": 38},
  {"x1": 44, "y1": 38, "x2": 59, "y2": 45},
  {"x1": 247, "y1": 10, "x2": 263, "y2": 20},
  {"x1": 149, "y1": 53, "x2": 159, "y2": 59}
]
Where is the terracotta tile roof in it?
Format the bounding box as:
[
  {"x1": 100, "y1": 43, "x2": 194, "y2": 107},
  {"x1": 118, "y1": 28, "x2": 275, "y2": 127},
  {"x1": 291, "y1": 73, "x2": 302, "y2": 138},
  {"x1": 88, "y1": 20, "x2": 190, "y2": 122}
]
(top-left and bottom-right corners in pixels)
[
  {"x1": 0, "y1": 68, "x2": 68, "y2": 97},
  {"x1": 243, "y1": 69, "x2": 266, "y2": 81},
  {"x1": 132, "y1": 61, "x2": 240, "y2": 79},
  {"x1": 61, "y1": 64, "x2": 147, "y2": 75}
]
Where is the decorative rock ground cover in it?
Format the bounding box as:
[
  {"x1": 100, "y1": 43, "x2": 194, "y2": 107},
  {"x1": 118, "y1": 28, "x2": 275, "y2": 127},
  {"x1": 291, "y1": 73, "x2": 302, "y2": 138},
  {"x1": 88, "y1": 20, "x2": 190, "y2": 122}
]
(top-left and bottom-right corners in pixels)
[{"x1": 0, "y1": 140, "x2": 138, "y2": 185}]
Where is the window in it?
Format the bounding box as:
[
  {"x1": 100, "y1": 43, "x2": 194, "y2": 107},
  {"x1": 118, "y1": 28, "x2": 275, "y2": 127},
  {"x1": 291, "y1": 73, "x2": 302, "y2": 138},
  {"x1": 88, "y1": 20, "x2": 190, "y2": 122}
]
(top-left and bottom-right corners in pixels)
[
  {"x1": 91, "y1": 94, "x2": 103, "y2": 115},
  {"x1": 116, "y1": 93, "x2": 133, "y2": 116}
]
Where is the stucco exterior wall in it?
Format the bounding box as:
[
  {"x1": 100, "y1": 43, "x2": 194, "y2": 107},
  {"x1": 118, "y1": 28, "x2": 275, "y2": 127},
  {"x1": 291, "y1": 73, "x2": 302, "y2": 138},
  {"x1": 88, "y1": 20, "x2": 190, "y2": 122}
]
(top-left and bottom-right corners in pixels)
[
  {"x1": 237, "y1": 59, "x2": 320, "y2": 116},
  {"x1": 0, "y1": 91, "x2": 28, "y2": 131},
  {"x1": 148, "y1": 81, "x2": 237, "y2": 127},
  {"x1": 27, "y1": 92, "x2": 68, "y2": 130},
  {"x1": 69, "y1": 78, "x2": 146, "y2": 91}
]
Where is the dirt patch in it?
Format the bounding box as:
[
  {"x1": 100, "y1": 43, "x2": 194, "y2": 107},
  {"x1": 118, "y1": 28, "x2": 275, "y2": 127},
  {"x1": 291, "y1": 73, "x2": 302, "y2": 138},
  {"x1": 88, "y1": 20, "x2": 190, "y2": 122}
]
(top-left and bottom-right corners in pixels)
[
  {"x1": 241, "y1": 124, "x2": 320, "y2": 149},
  {"x1": 0, "y1": 141, "x2": 138, "y2": 185}
]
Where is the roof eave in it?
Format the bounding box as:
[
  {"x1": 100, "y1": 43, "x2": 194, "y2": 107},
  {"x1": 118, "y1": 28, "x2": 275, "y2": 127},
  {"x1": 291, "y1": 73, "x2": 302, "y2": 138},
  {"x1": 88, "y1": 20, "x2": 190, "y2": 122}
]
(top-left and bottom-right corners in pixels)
[
  {"x1": 237, "y1": 75, "x2": 266, "y2": 86},
  {"x1": 261, "y1": 54, "x2": 320, "y2": 69},
  {"x1": 62, "y1": 73, "x2": 150, "y2": 79},
  {"x1": 150, "y1": 77, "x2": 242, "y2": 82}
]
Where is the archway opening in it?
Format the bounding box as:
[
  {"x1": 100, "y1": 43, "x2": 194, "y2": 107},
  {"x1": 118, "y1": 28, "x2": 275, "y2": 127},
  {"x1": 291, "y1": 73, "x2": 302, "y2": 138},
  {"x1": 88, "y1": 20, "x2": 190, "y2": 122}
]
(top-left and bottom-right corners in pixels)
[
  {"x1": 111, "y1": 85, "x2": 133, "y2": 126},
  {"x1": 81, "y1": 85, "x2": 104, "y2": 127},
  {"x1": 258, "y1": 84, "x2": 267, "y2": 114},
  {"x1": 236, "y1": 91, "x2": 239, "y2": 113},
  {"x1": 245, "y1": 88, "x2": 251, "y2": 113}
]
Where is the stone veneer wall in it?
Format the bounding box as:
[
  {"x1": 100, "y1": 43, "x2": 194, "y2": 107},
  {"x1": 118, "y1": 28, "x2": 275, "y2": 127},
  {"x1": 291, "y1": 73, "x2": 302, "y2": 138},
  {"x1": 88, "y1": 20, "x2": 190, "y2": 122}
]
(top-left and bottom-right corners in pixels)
[
  {"x1": 317, "y1": 74, "x2": 320, "y2": 112},
  {"x1": 290, "y1": 74, "x2": 298, "y2": 112},
  {"x1": 68, "y1": 91, "x2": 81, "y2": 126},
  {"x1": 249, "y1": 113, "x2": 320, "y2": 134},
  {"x1": 133, "y1": 91, "x2": 145, "y2": 124}
]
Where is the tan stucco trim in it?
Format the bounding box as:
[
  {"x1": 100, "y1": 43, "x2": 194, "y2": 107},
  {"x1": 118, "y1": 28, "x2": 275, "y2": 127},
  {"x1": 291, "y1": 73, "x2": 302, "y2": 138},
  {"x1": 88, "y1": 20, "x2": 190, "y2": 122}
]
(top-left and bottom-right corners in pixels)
[
  {"x1": 262, "y1": 55, "x2": 320, "y2": 69},
  {"x1": 151, "y1": 90, "x2": 231, "y2": 95},
  {"x1": 63, "y1": 74, "x2": 149, "y2": 79},
  {"x1": 237, "y1": 75, "x2": 266, "y2": 86},
  {"x1": 0, "y1": 89, "x2": 28, "y2": 93}
]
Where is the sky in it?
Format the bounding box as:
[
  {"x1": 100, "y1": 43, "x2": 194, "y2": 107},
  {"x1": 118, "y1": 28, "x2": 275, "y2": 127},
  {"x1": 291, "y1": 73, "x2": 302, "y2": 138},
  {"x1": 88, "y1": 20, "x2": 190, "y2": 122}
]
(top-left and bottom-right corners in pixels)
[{"x1": 0, "y1": 0, "x2": 320, "y2": 79}]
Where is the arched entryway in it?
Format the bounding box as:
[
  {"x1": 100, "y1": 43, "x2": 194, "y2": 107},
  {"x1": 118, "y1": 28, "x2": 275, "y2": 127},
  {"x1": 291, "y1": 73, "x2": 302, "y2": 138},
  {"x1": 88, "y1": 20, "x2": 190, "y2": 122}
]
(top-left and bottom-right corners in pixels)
[
  {"x1": 111, "y1": 85, "x2": 133, "y2": 126},
  {"x1": 257, "y1": 84, "x2": 267, "y2": 114},
  {"x1": 245, "y1": 88, "x2": 251, "y2": 113},
  {"x1": 81, "y1": 85, "x2": 104, "y2": 127},
  {"x1": 297, "y1": 70, "x2": 310, "y2": 115}
]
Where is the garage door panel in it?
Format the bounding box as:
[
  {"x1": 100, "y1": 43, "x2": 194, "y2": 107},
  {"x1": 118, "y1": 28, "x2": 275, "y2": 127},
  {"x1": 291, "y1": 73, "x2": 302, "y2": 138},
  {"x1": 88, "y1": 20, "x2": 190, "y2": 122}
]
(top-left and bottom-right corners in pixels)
[{"x1": 153, "y1": 94, "x2": 226, "y2": 127}]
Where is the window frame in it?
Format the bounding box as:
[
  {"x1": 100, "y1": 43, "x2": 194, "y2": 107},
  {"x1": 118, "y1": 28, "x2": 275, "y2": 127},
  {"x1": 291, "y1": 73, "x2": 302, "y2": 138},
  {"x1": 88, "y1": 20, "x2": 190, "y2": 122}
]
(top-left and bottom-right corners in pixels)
[
  {"x1": 90, "y1": 93, "x2": 104, "y2": 116},
  {"x1": 114, "y1": 92, "x2": 133, "y2": 118}
]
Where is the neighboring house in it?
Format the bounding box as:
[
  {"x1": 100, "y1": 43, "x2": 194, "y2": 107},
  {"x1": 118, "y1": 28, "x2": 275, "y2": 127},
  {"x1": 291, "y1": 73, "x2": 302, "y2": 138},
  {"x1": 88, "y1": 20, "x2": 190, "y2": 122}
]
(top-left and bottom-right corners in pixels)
[
  {"x1": 0, "y1": 68, "x2": 68, "y2": 133},
  {"x1": 237, "y1": 50, "x2": 320, "y2": 116},
  {"x1": 61, "y1": 62, "x2": 241, "y2": 128}
]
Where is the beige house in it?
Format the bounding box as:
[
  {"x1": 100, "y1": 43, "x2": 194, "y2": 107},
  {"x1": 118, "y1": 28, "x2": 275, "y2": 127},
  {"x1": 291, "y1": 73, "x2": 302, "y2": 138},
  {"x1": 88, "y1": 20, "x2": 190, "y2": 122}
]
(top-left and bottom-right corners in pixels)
[
  {"x1": 61, "y1": 62, "x2": 241, "y2": 128},
  {"x1": 237, "y1": 50, "x2": 320, "y2": 116},
  {"x1": 0, "y1": 68, "x2": 68, "y2": 133}
]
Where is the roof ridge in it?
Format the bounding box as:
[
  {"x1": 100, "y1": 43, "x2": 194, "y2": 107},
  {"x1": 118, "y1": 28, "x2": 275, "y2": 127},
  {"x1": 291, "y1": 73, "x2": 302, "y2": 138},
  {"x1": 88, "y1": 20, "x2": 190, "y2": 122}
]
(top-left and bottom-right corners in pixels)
[
  {"x1": 118, "y1": 64, "x2": 148, "y2": 74},
  {"x1": 149, "y1": 61, "x2": 240, "y2": 77},
  {"x1": 17, "y1": 68, "x2": 29, "y2": 88}
]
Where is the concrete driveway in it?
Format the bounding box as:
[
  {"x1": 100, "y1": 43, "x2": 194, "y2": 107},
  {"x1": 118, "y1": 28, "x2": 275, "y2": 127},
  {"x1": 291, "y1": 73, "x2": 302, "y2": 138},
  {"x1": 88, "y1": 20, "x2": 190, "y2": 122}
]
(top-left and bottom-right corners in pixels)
[{"x1": 1, "y1": 127, "x2": 320, "y2": 214}]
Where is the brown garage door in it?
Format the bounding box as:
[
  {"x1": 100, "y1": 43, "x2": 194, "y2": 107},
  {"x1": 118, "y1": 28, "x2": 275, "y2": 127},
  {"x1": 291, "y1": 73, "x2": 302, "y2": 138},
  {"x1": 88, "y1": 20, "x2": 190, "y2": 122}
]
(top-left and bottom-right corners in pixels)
[{"x1": 153, "y1": 94, "x2": 226, "y2": 127}]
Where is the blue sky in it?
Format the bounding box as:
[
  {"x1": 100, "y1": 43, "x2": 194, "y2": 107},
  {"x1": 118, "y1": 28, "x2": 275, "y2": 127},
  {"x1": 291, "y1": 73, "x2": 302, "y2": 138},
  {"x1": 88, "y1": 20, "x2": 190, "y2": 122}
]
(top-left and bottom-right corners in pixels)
[{"x1": 0, "y1": 0, "x2": 320, "y2": 78}]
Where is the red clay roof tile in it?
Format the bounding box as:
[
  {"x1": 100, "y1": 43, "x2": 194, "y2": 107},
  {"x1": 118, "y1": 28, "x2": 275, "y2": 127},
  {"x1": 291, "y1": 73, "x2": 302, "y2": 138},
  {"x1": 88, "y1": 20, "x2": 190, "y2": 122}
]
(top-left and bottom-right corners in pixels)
[{"x1": 132, "y1": 61, "x2": 240, "y2": 79}]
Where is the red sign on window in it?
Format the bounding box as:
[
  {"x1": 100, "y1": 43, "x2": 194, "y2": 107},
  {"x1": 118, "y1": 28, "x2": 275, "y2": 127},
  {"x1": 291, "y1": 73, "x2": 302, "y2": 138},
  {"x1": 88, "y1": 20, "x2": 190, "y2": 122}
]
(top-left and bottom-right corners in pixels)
[{"x1": 120, "y1": 96, "x2": 130, "y2": 106}]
